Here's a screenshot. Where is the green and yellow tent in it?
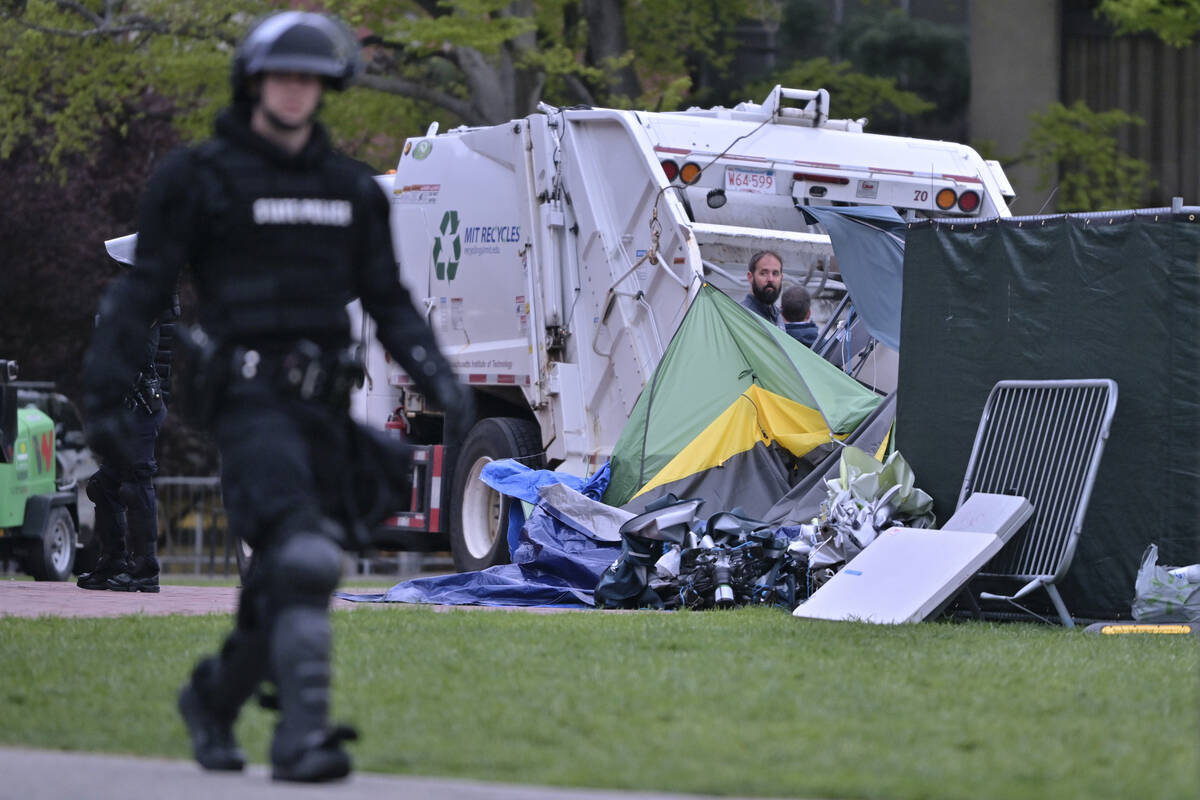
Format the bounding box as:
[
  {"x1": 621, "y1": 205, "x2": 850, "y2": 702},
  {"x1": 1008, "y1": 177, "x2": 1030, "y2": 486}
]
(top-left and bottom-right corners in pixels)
[{"x1": 603, "y1": 283, "x2": 882, "y2": 515}]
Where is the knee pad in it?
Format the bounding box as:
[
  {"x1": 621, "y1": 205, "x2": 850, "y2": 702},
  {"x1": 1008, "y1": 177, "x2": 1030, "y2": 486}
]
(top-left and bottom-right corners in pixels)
[{"x1": 271, "y1": 533, "x2": 343, "y2": 601}]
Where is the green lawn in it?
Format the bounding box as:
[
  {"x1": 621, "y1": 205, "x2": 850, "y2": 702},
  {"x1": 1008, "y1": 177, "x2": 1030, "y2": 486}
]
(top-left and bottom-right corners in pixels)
[{"x1": 1, "y1": 605, "x2": 1196, "y2": 799}]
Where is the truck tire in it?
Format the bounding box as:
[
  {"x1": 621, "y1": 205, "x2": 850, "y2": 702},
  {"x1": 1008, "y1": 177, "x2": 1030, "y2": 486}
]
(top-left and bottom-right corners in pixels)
[
  {"x1": 449, "y1": 418, "x2": 544, "y2": 572},
  {"x1": 28, "y1": 506, "x2": 77, "y2": 582}
]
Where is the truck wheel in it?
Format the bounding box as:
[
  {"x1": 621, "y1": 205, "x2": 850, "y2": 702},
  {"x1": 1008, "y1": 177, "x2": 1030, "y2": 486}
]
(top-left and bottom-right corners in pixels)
[
  {"x1": 449, "y1": 418, "x2": 543, "y2": 572},
  {"x1": 29, "y1": 507, "x2": 77, "y2": 582}
]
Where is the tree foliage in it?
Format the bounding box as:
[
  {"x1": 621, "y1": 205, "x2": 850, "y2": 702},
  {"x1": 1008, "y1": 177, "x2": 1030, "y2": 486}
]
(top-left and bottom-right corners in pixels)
[
  {"x1": 0, "y1": 0, "x2": 434, "y2": 173},
  {"x1": 0, "y1": 109, "x2": 221, "y2": 473},
  {"x1": 0, "y1": 0, "x2": 252, "y2": 171},
  {"x1": 337, "y1": 0, "x2": 770, "y2": 126},
  {"x1": 0, "y1": 0, "x2": 782, "y2": 173},
  {"x1": 835, "y1": 11, "x2": 968, "y2": 136},
  {"x1": 1097, "y1": 0, "x2": 1200, "y2": 47},
  {"x1": 769, "y1": 3, "x2": 967, "y2": 138},
  {"x1": 1024, "y1": 100, "x2": 1154, "y2": 212},
  {"x1": 745, "y1": 57, "x2": 933, "y2": 129}
]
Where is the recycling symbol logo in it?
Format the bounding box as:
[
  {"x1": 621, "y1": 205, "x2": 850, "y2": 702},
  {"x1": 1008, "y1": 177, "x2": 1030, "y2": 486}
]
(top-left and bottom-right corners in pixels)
[{"x1": 433, "y1": 210, "x2": 461, "y2": 281}]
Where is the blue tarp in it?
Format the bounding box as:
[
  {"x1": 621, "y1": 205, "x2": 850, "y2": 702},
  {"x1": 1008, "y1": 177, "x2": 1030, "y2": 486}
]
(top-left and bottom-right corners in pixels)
[
  {"x1": 338, "y1": 461, "x2": 619, "y2": 608},
  {"x1": 481, "y1": 457, "x2": 589, "y2": 556}
]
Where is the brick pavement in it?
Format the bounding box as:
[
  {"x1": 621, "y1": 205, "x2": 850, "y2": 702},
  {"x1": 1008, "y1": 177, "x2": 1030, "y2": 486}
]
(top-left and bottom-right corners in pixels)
[
  {"x1": 0, "y1": 579, "x2": 585, "y2": 618},
  {"x1": 0, "y1": 579, "x2": 361, "y2": 619}
]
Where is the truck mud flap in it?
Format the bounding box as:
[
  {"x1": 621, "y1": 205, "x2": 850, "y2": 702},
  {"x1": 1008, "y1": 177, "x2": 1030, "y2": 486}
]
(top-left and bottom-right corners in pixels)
[{"x1": 372, "y1": 445, "x2": 450, "y2": 551}]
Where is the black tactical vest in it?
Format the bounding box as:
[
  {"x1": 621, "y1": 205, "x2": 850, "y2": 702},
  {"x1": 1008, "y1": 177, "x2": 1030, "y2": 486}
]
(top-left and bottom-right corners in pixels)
[{"x1": 186, "y1": 124, "x2": 364, "y2": 348}]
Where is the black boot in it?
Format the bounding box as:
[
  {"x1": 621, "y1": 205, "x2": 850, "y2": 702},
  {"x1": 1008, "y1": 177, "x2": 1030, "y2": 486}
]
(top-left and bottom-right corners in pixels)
[
  {"x1": 80, "y1": 470, "x2": 128, "y2": 590},
  {"x1": 177, "y1": 658, "x2": 247, "y2": 771},
  {"x1": 179, "y1": 586, "x2": 272, "y2": 771},
  {"x1": 105, "y1": 563, "x2": 160, "y2": 592},
  {"x1": 76, "y1": 553, "x2": 127, "y2": 590},
  {"x1": 269, "y1": 606, "x2": 355, "y2": 782},
  {"x1": 107, "y1": 480, "x2": 160, "y2": 592},
  {"x1": 272, "y1": 725, "x2": 358, "y2": 782}
]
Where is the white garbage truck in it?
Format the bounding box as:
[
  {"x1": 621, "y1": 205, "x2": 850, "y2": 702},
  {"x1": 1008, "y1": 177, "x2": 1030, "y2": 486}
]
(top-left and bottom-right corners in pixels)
[{"x1": 352, "y1": 86, "x2": 1014, "y2": 570}]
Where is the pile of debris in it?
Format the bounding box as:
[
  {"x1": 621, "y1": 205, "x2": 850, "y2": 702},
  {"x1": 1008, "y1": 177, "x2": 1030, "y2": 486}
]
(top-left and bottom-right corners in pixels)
[{"x1": 595, "y1": 446, "x2": 934, "y2": 611}]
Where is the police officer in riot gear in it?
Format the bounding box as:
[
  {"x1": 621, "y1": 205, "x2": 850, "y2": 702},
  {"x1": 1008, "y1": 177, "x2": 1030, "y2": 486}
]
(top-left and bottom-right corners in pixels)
[
  {"x1": 76, "y1": 307, "x2": 174, "y2": 592},
  {"x1": 82, "y1": 11, "x2": 472, "y2": 783}
]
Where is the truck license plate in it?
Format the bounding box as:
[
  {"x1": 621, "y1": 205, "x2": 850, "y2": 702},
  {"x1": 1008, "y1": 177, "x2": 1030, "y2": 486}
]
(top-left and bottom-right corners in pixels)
[{"x1": 725, "y1": 167, "x2": 775, "y2": 193}]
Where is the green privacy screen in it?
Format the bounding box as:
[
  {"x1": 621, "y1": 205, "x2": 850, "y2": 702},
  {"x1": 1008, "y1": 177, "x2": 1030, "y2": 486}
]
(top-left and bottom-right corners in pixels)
[{"x1": 896, "y1": 209, "x2": 1200, "y2": 620}]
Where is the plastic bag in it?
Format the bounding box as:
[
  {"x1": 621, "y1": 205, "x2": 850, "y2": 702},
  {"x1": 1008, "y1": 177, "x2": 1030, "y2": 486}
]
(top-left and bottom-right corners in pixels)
[
  {"x1": 829, "y1": 446, "x2": 935, "y2": 525},
  {"x1": 1131, "y1": 544, "x2": 1200, "y2": 622}
]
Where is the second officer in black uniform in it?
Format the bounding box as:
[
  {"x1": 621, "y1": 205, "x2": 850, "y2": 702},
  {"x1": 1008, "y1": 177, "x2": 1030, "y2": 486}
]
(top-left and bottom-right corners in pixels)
[
  {"x1": 76, "y1": 305, "x2": 174, "y2": 592},
  {"x1": 82, "y1": 11, "x2": 472, "y2": 783}
]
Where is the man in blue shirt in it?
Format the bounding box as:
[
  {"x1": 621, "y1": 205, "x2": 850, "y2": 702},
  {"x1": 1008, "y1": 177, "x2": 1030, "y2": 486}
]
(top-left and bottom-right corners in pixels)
[
  {"x1": 739, "y1": 250, "x2": 784, "y2": 327},
  {"x1": 782, "y1": 285, "x2": 819, "y2": 347}
]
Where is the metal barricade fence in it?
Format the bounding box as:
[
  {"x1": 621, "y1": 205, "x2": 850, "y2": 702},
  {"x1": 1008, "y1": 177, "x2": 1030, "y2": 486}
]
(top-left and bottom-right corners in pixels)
[
  {"x1": 152, "y1": 476, "x2": 444, "y2": 578},
  {"x1": 154, "y1": 476, "x2": 236, "y2": 576},
  {"x1": 959, "y1": 379, "x2": 1118, "y2": 626}
]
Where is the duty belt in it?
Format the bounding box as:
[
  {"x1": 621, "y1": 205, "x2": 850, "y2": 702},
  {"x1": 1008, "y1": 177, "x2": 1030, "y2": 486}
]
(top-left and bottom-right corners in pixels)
[
  {"x1": 124, "y1": 369, "x2": 164, "y2": 415},
  {"x1": 230, "y1": 340, "x2": 363, "y2": 407}
]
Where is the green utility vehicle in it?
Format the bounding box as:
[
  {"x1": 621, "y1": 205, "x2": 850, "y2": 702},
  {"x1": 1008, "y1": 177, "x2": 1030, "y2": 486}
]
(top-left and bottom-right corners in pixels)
[{"x1": 0, "y1": 359, "x2": 79, "y2": 580}]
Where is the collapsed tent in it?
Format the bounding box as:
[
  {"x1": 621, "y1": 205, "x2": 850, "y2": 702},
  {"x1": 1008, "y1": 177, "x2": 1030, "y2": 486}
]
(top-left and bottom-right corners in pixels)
[{"x1": 603, "y1": 283, "x2": 882, "y2": 516}]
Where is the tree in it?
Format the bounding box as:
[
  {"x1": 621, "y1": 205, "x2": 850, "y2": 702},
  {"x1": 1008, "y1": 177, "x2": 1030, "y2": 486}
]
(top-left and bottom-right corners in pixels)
[
  {"x1": 1023, "y1": 101, "x2": 1154, "y2": 212},
  {"x1": 1, "y1": 1, "x2": 776, "y2": 173},
  {"x1": 744, "y1": 57, "x2": 932, "y2": 131},
  {"x1": 0, "y1": 1, "x2": 442, "y2": 174},
  {"x1": 746, "y1": 4, "x2": 968, "y2": 139},
  {"x1": 0, "y1": 1, "x2": 253, "y2": 171},
  {"x1": 0, "y1": 107, "x2": 222, "y2": 473},
  {"x1": 835, "y1": 11, "x2": 969, "y2": 138},
  {"x1": 341, "y1": 0, "x2": 769, "y2": 125},
  {"x1": 1097, "y1": 0, "x2": 1200, "y2": 47}
]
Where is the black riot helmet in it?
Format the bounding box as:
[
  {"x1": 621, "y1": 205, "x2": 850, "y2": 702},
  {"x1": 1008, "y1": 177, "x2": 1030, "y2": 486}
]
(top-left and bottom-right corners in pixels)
[{"x1": 231, "y1": 11, "x2": 361, "y2": 104}]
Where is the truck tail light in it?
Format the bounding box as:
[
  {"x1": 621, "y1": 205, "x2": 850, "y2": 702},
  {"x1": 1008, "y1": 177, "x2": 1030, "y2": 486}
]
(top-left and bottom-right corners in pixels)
[
  {"x1": 936, "y1": 188, "x2": 958, "y2": 210},
  {"x1": 661, "y1": 160, "x2": 679, "y2": 181},
  {"x1": 958, "y1": 190, "x2": 981, "y2": 213},
  {"x1": 679, "y1": 162, "x2": 702, "y2": 184}
]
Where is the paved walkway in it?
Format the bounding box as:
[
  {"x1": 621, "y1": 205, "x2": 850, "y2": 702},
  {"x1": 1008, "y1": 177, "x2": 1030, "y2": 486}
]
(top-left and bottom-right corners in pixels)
[
  {"x1": 0, "y1": 578, "x2": 359, "y2": 618},
  {"x1": 0, "y1": 579, "x2": 584, "y2": 618},
  {"x1": 0, "y1": 579, "x2": 249, "y2": 618},
  {"x1": 0, "y1": 747, "x2": 799, "y2": 800}
]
